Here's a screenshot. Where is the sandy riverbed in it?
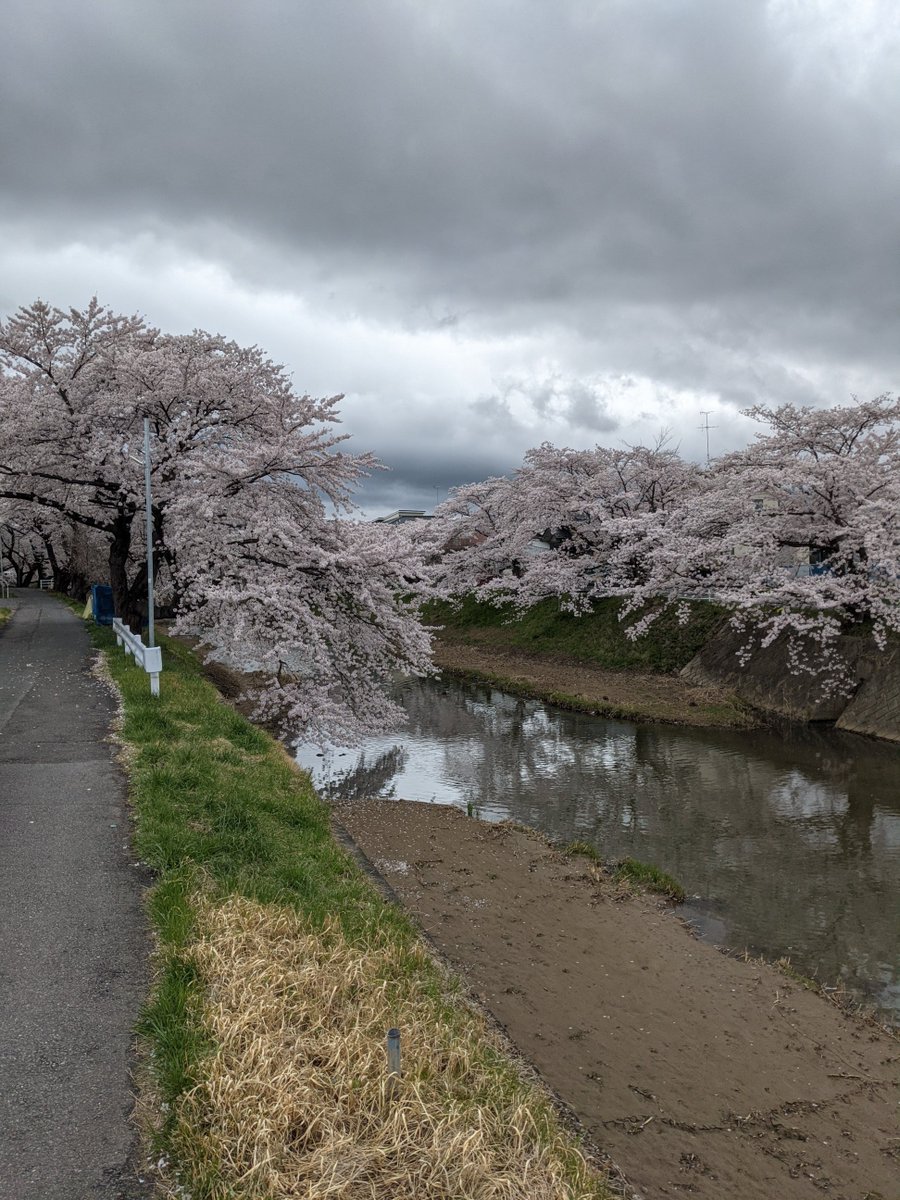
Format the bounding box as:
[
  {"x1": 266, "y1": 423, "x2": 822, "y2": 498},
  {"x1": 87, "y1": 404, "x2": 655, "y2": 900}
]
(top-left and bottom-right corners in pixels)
[{"x1": 336, "y1": 799, "x2": 898, "y2": 1200}]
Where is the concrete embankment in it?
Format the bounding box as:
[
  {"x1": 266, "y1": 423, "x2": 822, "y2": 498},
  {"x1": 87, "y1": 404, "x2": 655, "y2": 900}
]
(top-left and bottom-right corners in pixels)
[{"x1": 682, "y1": 624, "x2": 900, "y2": 741}]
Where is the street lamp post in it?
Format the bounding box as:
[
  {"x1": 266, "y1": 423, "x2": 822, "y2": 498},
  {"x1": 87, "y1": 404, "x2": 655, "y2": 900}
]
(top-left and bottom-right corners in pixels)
[{"x1": 143, "y1": 417, "x2": 155, "y2": 648}]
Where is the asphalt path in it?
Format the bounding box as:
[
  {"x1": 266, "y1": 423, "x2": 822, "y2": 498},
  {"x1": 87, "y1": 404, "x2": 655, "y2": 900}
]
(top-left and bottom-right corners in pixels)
[{"x1": 0, "y1": 591, "x2": 151, "y2": 1199}]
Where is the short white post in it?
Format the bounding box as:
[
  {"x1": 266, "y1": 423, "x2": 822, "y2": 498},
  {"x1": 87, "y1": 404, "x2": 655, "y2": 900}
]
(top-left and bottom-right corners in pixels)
[
  {"x1": 112, "y1": 618, "x2": 163, "y2": 697},
  {"x1": 145, "y1": 645, "x2": 162, "y2": 699}
]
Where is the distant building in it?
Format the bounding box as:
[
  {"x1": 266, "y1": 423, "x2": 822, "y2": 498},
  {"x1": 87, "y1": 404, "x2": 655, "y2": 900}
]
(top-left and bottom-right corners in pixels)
[
  {"x1": 373, "y1": 509, "x2": 433, "y2": 525},
  {"x1": 742, "y1": 493, "x2": 815, "y2": 577}
]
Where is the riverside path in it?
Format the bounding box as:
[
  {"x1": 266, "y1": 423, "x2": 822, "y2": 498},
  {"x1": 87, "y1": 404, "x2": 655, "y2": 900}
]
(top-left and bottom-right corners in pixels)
[{"x1": 0, "y1": 590, "x2": 150, "y2": 1198}]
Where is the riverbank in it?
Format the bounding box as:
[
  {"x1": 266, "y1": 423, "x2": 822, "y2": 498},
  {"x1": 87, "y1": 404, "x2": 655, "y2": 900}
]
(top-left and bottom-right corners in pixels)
[
  {"x1": 90, "y1": 625, "x2": 614, "y2": 1199},
  {"x1": 428, "y1": 597, "x2": 755, "y2": 728},
  {"x1": 429, "y1": 595, "x2": 900, "y2": 741},
  {"x1": 433, "y1": 636, "x2": 754, "y2": 727},
  {"x1": 96, "y1": 615, "x2": 899, "y2": 1196},
  {"x1": 337, "y1": 798, "x2": 900, "y2": 1200}
]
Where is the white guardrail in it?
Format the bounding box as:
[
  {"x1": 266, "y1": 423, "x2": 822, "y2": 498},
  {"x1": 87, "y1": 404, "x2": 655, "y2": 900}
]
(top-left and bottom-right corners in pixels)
[{"x1": 112, "y1": 617, "x2": 163, "y2": 696}]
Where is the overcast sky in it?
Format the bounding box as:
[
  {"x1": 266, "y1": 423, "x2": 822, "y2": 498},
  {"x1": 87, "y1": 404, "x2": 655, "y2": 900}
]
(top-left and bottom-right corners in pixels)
[{"x1": 2, "y1": 0, "x2": 899, "y2": 514}]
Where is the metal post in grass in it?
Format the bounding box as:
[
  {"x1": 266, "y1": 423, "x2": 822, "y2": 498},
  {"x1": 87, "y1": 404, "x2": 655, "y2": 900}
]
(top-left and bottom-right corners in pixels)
[
  {"x1": 143, "y1": 417, "x2": 155, "y2": 650},
  {"x1": 387, "y1": 1027, "x2": 401, "y2": 1079}
]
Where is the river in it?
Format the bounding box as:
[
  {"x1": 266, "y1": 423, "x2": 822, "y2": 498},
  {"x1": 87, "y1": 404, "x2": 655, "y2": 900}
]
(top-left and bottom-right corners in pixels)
[{"x1": 296, "y1": 676, "x2": 900, "y2": 1023}]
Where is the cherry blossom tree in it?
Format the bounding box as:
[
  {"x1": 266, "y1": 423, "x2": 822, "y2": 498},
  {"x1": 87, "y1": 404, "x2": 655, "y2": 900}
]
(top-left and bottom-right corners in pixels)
[
  {"x1": 0, "y1": 299, "x2": 432, "y2": 740},
  {"x1": 421, "y1": 474, "x2": 522, "y2": 599},
  {"x1": 0, "y1": 299, "x2": 155, "y2": 619},
  {"x1": 428, "y1": 437, "x2": 698, "y2": 609},
  {"x1": 0, "y1": 502, "x2": 105, "y2": 594},
  {"x1": 429, "y1": 399, "x2": 900, "y2": 693},
  {"x1": 608, "y1": 397, "x2": 900, "y2": 690},
  {"x1": 506, "y1": 438, "x2": 698, "y2": 608},
  {"x1": 0, "y1": 504, "x2": 46, "y2": 588}
]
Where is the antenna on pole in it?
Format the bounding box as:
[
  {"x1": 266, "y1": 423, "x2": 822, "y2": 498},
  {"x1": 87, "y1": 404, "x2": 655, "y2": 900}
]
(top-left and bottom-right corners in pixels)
[{"x1": 699, "y1": 411, "x2": 717, "y2": 467}]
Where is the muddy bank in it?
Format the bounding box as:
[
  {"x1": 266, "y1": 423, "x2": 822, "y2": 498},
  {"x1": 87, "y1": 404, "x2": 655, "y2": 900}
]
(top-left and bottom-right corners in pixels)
[
  {"x1": 433, "y1": 635, "x2": 754, "y2": 728},
  {"x1": 336, "y1": 799, "x2": 899, "y2": 1200}
]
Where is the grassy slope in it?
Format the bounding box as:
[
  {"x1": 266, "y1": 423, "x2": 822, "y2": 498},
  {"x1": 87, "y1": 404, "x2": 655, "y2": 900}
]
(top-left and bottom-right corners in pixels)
[
  {"x1": 0, "y1": 606, "x2": 11, "y2": 624},
  {"x1": 428, "y1": 595, "x2": 727, "y2": 674},
  {"x1": 87, "y1": 623, "x2": 611, "y2": 1198},
  {"x1": 428, "y1": 595, "x2": 754, "y2": 727}
]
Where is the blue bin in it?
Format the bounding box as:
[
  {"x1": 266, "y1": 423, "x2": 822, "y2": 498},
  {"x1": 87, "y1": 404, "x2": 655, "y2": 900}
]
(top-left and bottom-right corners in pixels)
[{"x1": 91, "y1": 584, "x2": 115, "y2": 626}]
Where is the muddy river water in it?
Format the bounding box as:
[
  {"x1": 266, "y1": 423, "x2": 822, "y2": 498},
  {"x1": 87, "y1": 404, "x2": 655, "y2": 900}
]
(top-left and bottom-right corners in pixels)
[{"x1": 297, "y1": 676, "x2": 900, "y2": 1022}]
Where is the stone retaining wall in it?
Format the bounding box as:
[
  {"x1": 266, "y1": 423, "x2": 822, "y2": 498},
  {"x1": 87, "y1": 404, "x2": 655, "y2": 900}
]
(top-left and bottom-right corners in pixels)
[{"x1": 681, "y1": 622, "x2": 900, "y2": 741}]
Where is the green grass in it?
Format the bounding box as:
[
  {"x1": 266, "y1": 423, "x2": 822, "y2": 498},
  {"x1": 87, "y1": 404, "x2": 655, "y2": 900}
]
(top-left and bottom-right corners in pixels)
[
  {"x1": 563, "y1": 841, "x2": 602, "y2": 864},
  {"x1": 0, "y1": 606, "x2": 11, "y2": 625},
  {"x1": 773, "y1": 956, "x2": 825, "y2": 994},
  {"x1": 564, "y1": 842, "x2": 684, "y2": 902},
  {"x1": 92, "y1": 628, "x2": 406, "y2": 1108},
  {"x1": 613, "y1": 857, "x2": 686, "y2": 903},
  {"x1": 427, "y1": 594, "x2": 728, "y2": 674},
  {"x1": 84, "y1": 621, "x2": 611, "y2": 1197}
]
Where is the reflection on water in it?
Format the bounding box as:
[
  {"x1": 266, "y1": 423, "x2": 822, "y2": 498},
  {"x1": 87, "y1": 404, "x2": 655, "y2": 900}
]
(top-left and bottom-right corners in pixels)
[{"x1": 297, "y1": 677, "x2": 900, "y2": 1021}]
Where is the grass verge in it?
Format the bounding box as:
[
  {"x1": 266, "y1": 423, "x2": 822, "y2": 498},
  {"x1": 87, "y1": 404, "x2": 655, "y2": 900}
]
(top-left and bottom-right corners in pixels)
[
  {"x1": 0, "y1": 606, "x2": 11, "y2": 625},
  {"x1": 88, "y1": 622, "x2": 613, "y2": 1198}
]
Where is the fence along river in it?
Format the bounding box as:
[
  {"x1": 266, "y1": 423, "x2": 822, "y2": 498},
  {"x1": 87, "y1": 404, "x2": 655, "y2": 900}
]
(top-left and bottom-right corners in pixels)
[{"x1": 297, "y1": 676, "x2": 900, "y2": 1023}]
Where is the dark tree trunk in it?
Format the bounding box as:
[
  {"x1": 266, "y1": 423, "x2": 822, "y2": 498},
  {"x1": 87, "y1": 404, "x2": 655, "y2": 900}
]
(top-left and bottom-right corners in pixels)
[
  {"x1": 127, "y1": 560, "x2": 149, "y2": 630},
  {"x1": 40, "y1": 534, "x2": 66, "y2": 593},
  {"x1": 67, "y1": 569, "x2": 89, "y2": 602},
  {"x1": 109, "y1": 512, "x2": 142, "y2": 630}
]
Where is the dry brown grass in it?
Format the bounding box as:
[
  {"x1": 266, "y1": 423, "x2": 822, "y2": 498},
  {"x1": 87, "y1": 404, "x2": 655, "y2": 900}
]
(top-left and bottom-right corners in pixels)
[{"x1": 169, "y1": 894, "x2": 611, "y2": 1199}]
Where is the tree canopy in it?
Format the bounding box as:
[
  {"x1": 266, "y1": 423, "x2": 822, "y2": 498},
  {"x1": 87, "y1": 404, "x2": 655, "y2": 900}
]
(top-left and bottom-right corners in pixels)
[
  {"x1": 0, "y1": 299, "x2": 432, "y2": 741},
  {"x1": 428, "y1": 397, "x2": 900, "y2": 690}
]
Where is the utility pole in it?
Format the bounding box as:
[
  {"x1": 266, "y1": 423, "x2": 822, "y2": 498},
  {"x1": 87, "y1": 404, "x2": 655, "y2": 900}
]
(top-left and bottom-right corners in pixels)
[
  {"x1": 699, "y1": 411, "x2": 717, "y2": 467},
  {"x1": 143, "y1": 417, "x2": 155, "y2": 648}
]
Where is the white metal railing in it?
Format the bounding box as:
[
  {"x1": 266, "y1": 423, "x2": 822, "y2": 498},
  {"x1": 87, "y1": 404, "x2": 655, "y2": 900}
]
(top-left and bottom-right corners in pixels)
[
  {"x1": 38, "y1": 578, "x2": 54, "y2": 590},
  {"x1": 112, "y1": 617, "x2": 163, "y2": 696}
]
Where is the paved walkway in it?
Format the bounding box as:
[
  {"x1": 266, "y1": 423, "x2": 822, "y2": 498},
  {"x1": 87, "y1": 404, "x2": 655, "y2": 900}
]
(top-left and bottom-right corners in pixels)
[{"x1": 0, "y1": 591, "x2": 150, "y2": 1199}]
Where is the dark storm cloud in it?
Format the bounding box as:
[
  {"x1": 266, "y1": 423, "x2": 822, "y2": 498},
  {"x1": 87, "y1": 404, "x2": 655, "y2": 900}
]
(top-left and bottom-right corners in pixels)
[
  {"x1": 4, "y1": 3, "x2": 898, "y2": 320},
  {"x1": 341, "y1": 378, "x2": 532, "y2": 514},
  {"x1": 2, "y1": 0, "x2": 899, "y2": 502},
  {"x1": 355, "y1": 449, "x2": 506, "y2": 518},
  {"x1": 340, "y1": 364, "x2": 624, "y2": 512},
  {"x1": 342, "y1": 405, "x2": 521, "y2": 516}
]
